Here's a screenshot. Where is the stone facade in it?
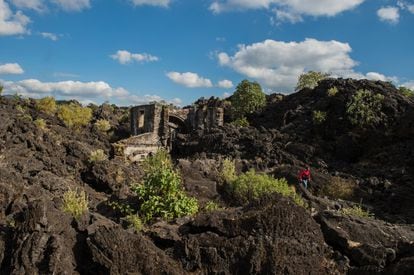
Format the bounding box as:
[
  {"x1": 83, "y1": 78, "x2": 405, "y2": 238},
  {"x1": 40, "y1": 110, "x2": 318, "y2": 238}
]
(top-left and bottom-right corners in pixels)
[{"x1": 115, "y1": 98, "x2": 224, "y2": 162}]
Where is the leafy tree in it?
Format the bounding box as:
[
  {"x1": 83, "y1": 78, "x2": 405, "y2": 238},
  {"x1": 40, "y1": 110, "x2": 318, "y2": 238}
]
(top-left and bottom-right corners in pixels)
[
  {"x1": 231, "y1": 80, "x2": 266, "y2": 119},
  {"x1": 296, "y1": 71, "x2": 329, "y2": 91},
  {"x1": 346, "y1": 89, "x2": 385, "y2": 127}
]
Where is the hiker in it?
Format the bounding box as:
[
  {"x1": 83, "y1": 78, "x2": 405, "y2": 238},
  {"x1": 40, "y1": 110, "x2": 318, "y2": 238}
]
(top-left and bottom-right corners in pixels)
[{"x1": 298, "y1": 166, "x2": 311, "y2": 189}]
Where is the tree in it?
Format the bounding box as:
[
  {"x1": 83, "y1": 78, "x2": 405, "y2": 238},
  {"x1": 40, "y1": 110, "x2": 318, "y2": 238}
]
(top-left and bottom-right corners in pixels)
[
  {"x1": 231, "y1": 80, "x2": 266, "y2": 119},
  {"x1": 296, "y1": 71, "x2": 329, "y2": 91}
]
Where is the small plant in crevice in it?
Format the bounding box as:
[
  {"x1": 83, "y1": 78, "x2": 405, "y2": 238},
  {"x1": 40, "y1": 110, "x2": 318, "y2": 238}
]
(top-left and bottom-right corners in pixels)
[
  {"x1": 346, "y1": 89, "x2": 385, "y2": 127},
  {"x1": 204, "y1": 201, "x2": 221, "y2": 212},
  {"x1": 327, "y1": 86, "x2": 339, "y2": 97},
  {"x1": 321, "y1": 176, "x2": 356, "y2": 200},
  {"x1": 62, "y1": 188, "x2": 88, "y2": 220},
  {"x1": 230, "y1": 116, "x2": 250, "y2": 127},
  {"x1": 94, "y1": 119, "x2": 111, "y2": 132},
  {"x1": 312, "y1": 110, "x2": 327, "y2": 125},
  {"x1": 340, "y1": 205, "x2": 374, "y2": 218},
  {"x1": 126, "y1": 214, "x2": 143, "y2": 232},
  {"x1": 34, "y1": 118, "x2": 47, "y2": 130},
  {"x1": 89, "y1": 149, "x2": 108, "y2": 163}
]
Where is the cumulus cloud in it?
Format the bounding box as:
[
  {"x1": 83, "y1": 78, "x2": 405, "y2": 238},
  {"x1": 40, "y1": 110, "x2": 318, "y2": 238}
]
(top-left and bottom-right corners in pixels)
[
  {"x1": 210, "y1": 0, "x2": 365, "y2": 22},
  {"x1": 51, "y1": 0, "x2": 91, "y2": 12},
  {"x1": 10, "y1": 0, "x2": 45, "y2": 12},
  {"x1": 130, "y1": 0, "x2": 170, "y2": 7},
  {"x1": 167, "y1": 72, "x2": 213, "y2": 88},
  {"x1": 402, "y1": 81, "x2": 414, "y2": 90},
  {"x1": 0, "y1": 0, "x2": 30, "y2": 36},
  {"x1": 40, "y1": 32, "x2": 59, "y2": 41},
  {"x1": 218, "y1": 79, "x2": 234, "y2": 89},
  {"x1": 377, "y1": 6, "x2": 400, "y2": 24},
  {"x1": 110, "y1": 50, "x2": 159, "y2": 64},
  {"x1": 0, "y1": 63, "x2": 24, "y2": 74}
]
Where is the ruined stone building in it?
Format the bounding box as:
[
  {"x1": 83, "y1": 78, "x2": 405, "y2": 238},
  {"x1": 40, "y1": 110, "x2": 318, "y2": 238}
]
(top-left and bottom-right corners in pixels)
[{"x1": 115, "y1": 98, "x2": 224, "y2": 162}]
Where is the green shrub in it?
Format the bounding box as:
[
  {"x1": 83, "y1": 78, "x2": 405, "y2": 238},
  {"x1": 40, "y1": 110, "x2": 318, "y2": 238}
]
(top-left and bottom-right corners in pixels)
[
  {"x1": 89, "y1": 149, "x2": 108, "y2": 163},
  {"x1": 0, "y1": 85, "x2": 3, "y2": 96},
  {"x1": 321, "y1": 176, "x2": 355, "y2": 200},
  {"x1": 36, "y1": 96, "x2": 57, "y2": 115},
  {"x1": 296, "y1": 71, "x2": 329, "y2": 91},
  {"x1": 231, "y1": 79, "x2": 266, "y2": 119},
  {"x1": 132, "y1": 149, "x2": 199, "y2": 222},
  {"x1": 94, "y1": 119, "x2": 111, "y2": 132},
  {"x1": 340, "y1": 205, "x2": 373, "y2": 218},
  {"x1": 204, "y1": 201, "x2": 221, "y2": 212},
  {"x1": 346, "y1": 89, "x2": 385, "y2": 127},
  {"x1": 34, "y1": 118, "x2": 46, "y2": 130},
  {"x1": 22, "y1": 114, "x2": 33, "y2": 122},
  {"x1": 62, "y1": 189, "x2": 88, "y2": 220},
  {"x1": 230, "y1": 117, "x2": 250, "y2": 127},
  {"x1": 229, "y1": 169, "x2": 305, "y2": 207},
  {"x1": 58, "y1": 103, "x2": 92, "y2": 129},
  {"x1": 327, "y1": 86, "x2": 339, "y2": 97},
  {"x1": 399, "y1": 86, "x2": 414, "y2": 97},
  {"x1": 312, "y1": 110, "x2": 327, "y2": 124},
  {"x1": 126, "y1": 214, "x2": 143, "y2": 232},
  {"x1": 16, "y1": 105, "x2": 25, "y2": 113},
  {"x1": 220, "y1": 158, "x2": 237, "y2": 183}
]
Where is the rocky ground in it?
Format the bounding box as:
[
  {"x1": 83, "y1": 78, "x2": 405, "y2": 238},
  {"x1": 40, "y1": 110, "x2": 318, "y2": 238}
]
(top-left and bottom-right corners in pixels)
[{"x1": 1, "y1": 78, "x2": 414, "y2": 274}]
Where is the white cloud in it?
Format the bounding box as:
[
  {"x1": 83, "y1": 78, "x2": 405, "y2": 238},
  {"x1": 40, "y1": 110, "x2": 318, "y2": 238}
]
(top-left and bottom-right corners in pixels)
[
  {"x1": 0, "y1": 0, "x2": 30, "y2": 36},
  {"x1": 402, "y1": 81, "x2": 414, "y2": 90},
  {"x1": 210, "y1": 0, "x2": 365, "y2": 22},
  {"x1": 53, "y1": 72, "x2": 79, "y2": 78},
  {"x1": 408, "y1": 5, "x2": 414, "y2": 13},
  {"x1": 0, "y1": 63, "x2": 24, "y2": 74},
  {"x1": 365, "y1": 72, "x2": 398, "y2": 82},
  {"x1": 51, "y1": 0, "x2": 90, "y2": 12},
  {"x1": 110, "y1": 50, "x2": 159, "y2": 64},
  {"x1": 167, "y1": 72, "x2": 213, "y2": 88},
  {"x1": 40, "y1": 32, "x2": 58, "y2": 41},
  {"x1": 377, "y1": 6, "x2": 400, "y2": 24},
  {"x1": 218, "y1": 79, "x2": 234, "y2": 89},
  {"x1": 10, "y1": 0, "x2": 45, "y2": 12},
  {"x1": 130, "y1": 0, "x2": 170, "y2": 7}
]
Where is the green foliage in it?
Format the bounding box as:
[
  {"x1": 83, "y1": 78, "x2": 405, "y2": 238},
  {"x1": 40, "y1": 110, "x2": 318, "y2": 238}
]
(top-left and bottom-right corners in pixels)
[
  {"x1": 132, "y1": 149, "x2": 199, "y2": 222},
  {"x1": 126, "y1": 214, "x2": 143, "y2": 232},
  {"x1": 94, "y1": 119, "x2": 111, "y2": 132},
  {"x1": 340, "y1": 205, "x2": 374, "y2": 218},
  {"x1": 204, "y1": 201, "x2": 221, "y2": 212},
  {"x1": 296, "y1": 71, "x2": 329, "y2": 91},
  {"x1": 89, "y1": 149, "x2": 108, "y2": 163},
  {"x1": 327, "y1": 86, "x2": 339, "y2": 97},
  {"x1": 36, "y1": 96, "x2": 57, "y2": 115},
  {"x1": 346, "y1": 89, "x2": 385, "y2": 127},
  {"x1": 22, "y1": 114, "x2": 33, "y2": 122},
  {"x1": 231, "y1": 79, "x2": 266, "y2": 119},
  {"x1": 399, "y1": 86, "x2": 414, "y2": 97},
  {"x1": 34, "y1": 118, "x2": 46, "y2": 130},
  {"x1": 220, "y1": 158, "x2": 237, "y2": 183},
  {"x1": 230, "y1": 116, "x2": 250, "y2": 127},
  {"x1": 312, "y1": 110, "x2": 327, "y2": 124},
  {"x1": 57, "y1": 103, "x2": 92, "y2": 129},
  {"x1": 0, "y1": 85, "x2": 3, "y2": 96},
  {"x1": 16, "y1": 105, "x2": 25, "y2": 113},
  {"x1": 321, "y1": 176, "x2": 356, "y2": 200},
  {"x1": 228, "y1": 169, "x2": 305, "y2": 207},
  {"x1": 62, "y1": 189, "x2": 88, "y2": 220}
]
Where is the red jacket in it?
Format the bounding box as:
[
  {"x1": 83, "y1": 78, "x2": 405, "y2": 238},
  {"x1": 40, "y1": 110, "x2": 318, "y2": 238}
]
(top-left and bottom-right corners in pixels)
[{"x1": 299, "y1": 169, "x2": 311, "y2": 181}]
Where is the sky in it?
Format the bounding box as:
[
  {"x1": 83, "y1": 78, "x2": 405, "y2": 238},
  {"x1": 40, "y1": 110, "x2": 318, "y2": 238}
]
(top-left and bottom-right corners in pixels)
[{"x1": 0, "y1": 0, "x2": 414, "y2": 106}]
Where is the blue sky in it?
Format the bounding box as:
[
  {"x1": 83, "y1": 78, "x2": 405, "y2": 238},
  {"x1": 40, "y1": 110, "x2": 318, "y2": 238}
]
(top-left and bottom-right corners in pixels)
[{"x1": 0, "y1": 0, "x2": 413, "y2": 106}]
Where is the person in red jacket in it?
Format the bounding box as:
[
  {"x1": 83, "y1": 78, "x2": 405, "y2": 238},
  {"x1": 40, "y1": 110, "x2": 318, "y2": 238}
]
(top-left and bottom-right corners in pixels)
[{"x1": 298, "y1": 166, "x2": 311, "y2": 189}]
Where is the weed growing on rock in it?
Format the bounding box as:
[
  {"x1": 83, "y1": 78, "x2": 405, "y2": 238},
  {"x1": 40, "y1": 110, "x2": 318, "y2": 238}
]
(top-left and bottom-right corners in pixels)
[
  {"x1": 327, "y1": 86, "x2": 339, "y2": 97},
  {"x1": 126, "y1": 214, "x2": 143, "y2": 232},
  {"x1": 312, "y1": 110, "x2": 327, "y2": 125},
  {"x1": 204, "y1": 201, "x2": 221, "y2": 212},
  {"x1": 62, "y1": 189, "x2": 88, "y2": 220},
  {"x1": 220, "y1": 158, "x2": 237, "y2": 183},
  {"x1": 16, "y1": 105, "x2": 24, "y2": 113},
  {"x1": 230, "y1": 117, "x2": 250, "y2": 127},
  {"x1": 89, "y1": 149, "x2": 108, "y2": 163},
  {"x1": 346, "y1": 89, "x2": 385, "y2": 127},
  {"x1": 36, "y1": 97, "x2": 57, "y2": 115},
  {"x1": 94, "y1": 119, "x2": 111, "y2": 132},
  {"x1": 0, "y1": 85, "x2": 3, "y2": 96},
  {"x1": 340, "y1": 205, "x2": 374, "y2": 218},
  {"x1": 132, "y1": 149, "x2": 198, "y2": 222},
  {"x1": 58, "y1": 103, "x2": 92, "y2": 129},
  {"x1": 399, "y1": 86, "x2": 414, "y2": 97},
  {"x1": 321, "y1": 176, "x2": 356, "y2": 200},
  {"x1": 296, "y1": 71, "x2": 329, "y2": 91},
  {"x1": 34, "y1": 118, "x2": 46, "y2": 130}
]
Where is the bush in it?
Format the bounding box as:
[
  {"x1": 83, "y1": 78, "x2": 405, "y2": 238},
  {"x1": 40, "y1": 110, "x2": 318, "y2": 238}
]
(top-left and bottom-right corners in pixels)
[
  {"x1": 327, "y1": 86, "x2": 339, "y2": 97},
  {"x1": 94, "y1": 119, "x2": 111, "y2": 132},
  {"x1": 126, "y1": 214, "x2": 143, "y2": 232},
  {"x1": 34, "y1": 118, "x2": 46, "y2": 130},
  {"x1": 228, "y1": 169, "x2": 305, "y2": 207},
  {"x1": 58, "y1": 103, "x2": 92, "y2": 129},
  {"x1": 89, "y1": 149, "x2": 108, "y2": 163},
  {"x1": 231, "y1": 80, "x2": 266, "y2": 119},
  {"x1": 346, "y1": 89, "x2": 385, "y2": 127},
  {"x1": 399, "y1": 86, "x2": 414, "y2": 97},
  {"x1": 62, "y1": 189, "x2": 88, "y2": 220},
  {"x1": 132, "y1": 149, "x2": 199, "y2": 222},
  {"x1": 204, "y1": 201, "x2": 221, "y2": 212},
  {"x1": 0, "y1": 85, "x2": 3, "y2": 96},
  {"x1": 340, "y1": 205, "x2": 374, "y2": 218},
  {"x1": 36, "y1": 96, "x2": 57, "y2": 115},
  {"x1": 296, "y1": 71, "x2": 329, "y2": 91},
  {"x1": 312, "y1": 110, "x2": 327, "y2": 124},
  {"x1": 16, "y1": 105, "x2": 25, "y2": 113},
  {"x1": 220, "y1": 158, "x2": 237, "y2": 183},
  {"x1": 230, "y1": 116, "x2": 250, "y2": 127},
  {"x1": 321, "y1": 176, "x2": 355, "y2": 200}
]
